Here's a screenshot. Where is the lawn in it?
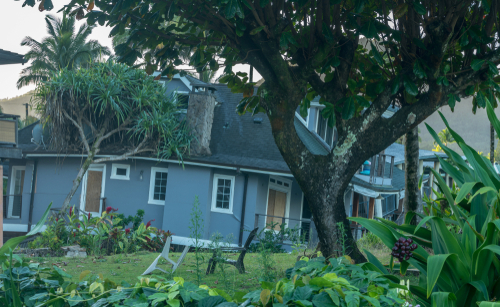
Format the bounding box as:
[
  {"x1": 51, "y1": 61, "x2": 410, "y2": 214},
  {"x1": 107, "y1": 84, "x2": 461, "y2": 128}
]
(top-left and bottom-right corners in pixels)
[{"x1": 26, "y1": 251, "x2": 298, "y2": 292}]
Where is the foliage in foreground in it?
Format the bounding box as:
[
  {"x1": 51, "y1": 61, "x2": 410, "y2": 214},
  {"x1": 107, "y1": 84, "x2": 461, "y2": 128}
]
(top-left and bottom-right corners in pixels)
[
  {"x1": 1, "y1": 254, "x2": 407, "y2": 307},
  {"x1": 352, "y1": 99, "x2": 500, "y2": 307}
]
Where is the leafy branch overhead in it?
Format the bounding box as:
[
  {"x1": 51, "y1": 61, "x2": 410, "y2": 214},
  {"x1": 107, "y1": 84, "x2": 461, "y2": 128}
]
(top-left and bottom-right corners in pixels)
[{"x1": 40, "y1": 0, "x2": 500, "y2": 130}]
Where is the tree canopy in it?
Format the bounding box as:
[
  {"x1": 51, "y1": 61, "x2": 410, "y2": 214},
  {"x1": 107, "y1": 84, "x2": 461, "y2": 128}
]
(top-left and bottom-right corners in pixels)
[
  {"x1": 35, "y1": 60, "x2": 192, "y2": 210},
  {"x1": 17, "y1": 13, "x2": 110, "y2": 89},
  {"x1": 19, "y1": 0, "x2": 500, "y2": 260}
]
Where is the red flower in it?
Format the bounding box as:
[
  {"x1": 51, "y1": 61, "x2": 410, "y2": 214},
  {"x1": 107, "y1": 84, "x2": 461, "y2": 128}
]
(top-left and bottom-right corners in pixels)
[
  {"x1": 77, "y1": 224, "x2": 80, "y2": 229},
  {"x1": 56, "y1": 218, "x2": 59, "y2": 222},
  {"x1": 88, "y1": 212, "x2": 91, "y2": 220},
  {"x1": 69, "y1": 207, "x2": 73, "y2": 216},
  {"x1": 73, "y1": 233, "x2": 76, "y2": 237},
  {"x1": 146, "y1": 219, "x2": 155, "y2": 229},
  {"x1": 125, "y1": 228, "x2": 131, "y2": 234},
  {"x1": 106, "y1": 206, "x2": 118, "y2": 214}
]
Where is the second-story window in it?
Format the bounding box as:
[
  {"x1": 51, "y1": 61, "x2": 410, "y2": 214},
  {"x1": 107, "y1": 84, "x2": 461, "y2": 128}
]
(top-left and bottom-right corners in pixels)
[{"x1": 316, "y1": 109, "x2": 335, "y2": 147}]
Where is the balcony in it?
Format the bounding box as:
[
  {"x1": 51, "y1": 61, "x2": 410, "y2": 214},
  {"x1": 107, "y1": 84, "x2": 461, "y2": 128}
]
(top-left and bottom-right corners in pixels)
[
  {"x1": 355, "y1": 153, "x2": 395, "y2": 186},
  {"x1": 254, "y1": 213, "x2": 367, "y2": 245},
  {"x1": 3, "y1": 194, "x2": 22, "y2": 219}
]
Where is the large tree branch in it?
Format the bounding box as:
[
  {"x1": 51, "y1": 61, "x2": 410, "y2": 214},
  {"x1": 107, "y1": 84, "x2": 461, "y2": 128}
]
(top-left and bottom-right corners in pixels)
[
  {"x1": 63, "y1": 110, "x2": 90, "y2": 153},
  {"x1": 93, "y1": 136, "x2": 151, "y2": 163}
]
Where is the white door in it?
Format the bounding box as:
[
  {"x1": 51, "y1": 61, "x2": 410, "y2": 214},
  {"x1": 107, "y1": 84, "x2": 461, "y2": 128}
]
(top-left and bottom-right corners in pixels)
[
  {"x1": 80, "y1": 165, "x2": 106, "y2": 217},
  {"x1": 9, "y1": 166, "x2": 25, "y2": 218}
]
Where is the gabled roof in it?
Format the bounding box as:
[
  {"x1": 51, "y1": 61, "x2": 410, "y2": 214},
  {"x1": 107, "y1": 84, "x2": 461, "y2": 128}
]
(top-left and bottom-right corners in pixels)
[
  {"x1": 384, "y1": 143, "x2": 448, "y2": 165},
  {"x1": 0, "y1": 49, "x2": 26, "y2": 65}
]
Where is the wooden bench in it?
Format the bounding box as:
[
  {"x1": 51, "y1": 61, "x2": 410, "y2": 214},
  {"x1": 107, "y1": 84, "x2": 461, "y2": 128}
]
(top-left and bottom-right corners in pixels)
[{"x1": 206, "y1": 227, "x2": 258, "y2": 275}]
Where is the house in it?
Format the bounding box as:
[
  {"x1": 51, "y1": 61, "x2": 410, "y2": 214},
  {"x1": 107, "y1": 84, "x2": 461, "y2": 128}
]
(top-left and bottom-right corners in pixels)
[{"x1": 2, "y1": 73, "x2": 447, "y2": 245}]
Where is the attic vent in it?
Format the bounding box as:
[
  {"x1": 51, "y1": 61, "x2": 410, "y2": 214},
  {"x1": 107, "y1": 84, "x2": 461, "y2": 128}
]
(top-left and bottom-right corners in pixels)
[{"x1": 253, "y1": 118, "x2": 263, "y2": 124}]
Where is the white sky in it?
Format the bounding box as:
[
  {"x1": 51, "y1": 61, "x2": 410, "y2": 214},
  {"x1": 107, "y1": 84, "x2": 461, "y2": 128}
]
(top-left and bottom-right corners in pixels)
[{"x1": 0, "y1": 1, "x2": 260, "y2": 100}]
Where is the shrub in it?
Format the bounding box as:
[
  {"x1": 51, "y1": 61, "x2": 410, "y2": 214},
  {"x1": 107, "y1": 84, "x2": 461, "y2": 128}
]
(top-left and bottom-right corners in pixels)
[
  {"x1": 29, "y1": 206, "x2": 160, "y2": 256},
  {"x1": 357, "y1": 232, "x2": 385, "y2": 250},
  {"x1": 352, "y1": 105, "x2": 500, "y2": 306}
]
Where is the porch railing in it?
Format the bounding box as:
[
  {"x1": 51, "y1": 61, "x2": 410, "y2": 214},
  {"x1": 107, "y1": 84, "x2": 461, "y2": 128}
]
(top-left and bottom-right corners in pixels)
[
  {"x1": 254, "y1": 213, "x2": 367, "y2": 246},
  {"x1": 3, "y1": 194, "x2": 22, "y2": 219}
]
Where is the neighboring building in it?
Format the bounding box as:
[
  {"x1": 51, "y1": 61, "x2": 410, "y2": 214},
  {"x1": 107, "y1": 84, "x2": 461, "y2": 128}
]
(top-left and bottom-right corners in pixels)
[{"x1": 2, "y1": 73, "x2": 446, "y2": 244}]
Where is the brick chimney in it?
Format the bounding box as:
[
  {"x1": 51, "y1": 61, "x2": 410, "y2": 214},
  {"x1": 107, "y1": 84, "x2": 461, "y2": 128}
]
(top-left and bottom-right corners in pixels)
[{"x1": 186, "y1": 92, "x2": 216, "y2": 156}]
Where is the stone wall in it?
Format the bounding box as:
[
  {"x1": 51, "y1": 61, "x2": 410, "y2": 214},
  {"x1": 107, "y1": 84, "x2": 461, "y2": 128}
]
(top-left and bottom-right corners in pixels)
[{"x1": 187, "y1": 93, "x2": 216, "y2": 156}]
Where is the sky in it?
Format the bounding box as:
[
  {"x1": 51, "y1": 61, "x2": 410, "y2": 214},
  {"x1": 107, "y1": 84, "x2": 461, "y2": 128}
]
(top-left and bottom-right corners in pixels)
[{"x1": 0, "y1": 0, "x2": 260, "y2": 100}]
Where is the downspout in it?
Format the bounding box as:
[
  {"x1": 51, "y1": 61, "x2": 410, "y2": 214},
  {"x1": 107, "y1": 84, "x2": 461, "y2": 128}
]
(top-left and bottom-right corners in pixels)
[
  {"x1": 238, "y1": 172, "x2": 249, "y2": 247},
  {"x1": 28, "y1": 159, "x2": 38, "y2": 232}
]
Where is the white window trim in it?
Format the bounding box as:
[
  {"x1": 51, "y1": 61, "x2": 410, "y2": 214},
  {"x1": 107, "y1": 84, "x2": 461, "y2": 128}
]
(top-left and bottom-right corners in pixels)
[
  {"x1": 211, "y1": 174, "x2": 235, "y2": 214},
  {"x1": 8, "y1": 166, "x2": 26, "y2": 219},
  {"x1": 264, "y1": 175, "x2": 292, "y2": 230},
  {"x1": 175, "y1": 91, "x2": 190, "y2": 114},
  {"x1": 110, "y1": 163, "x2": 130, "y2": 180},
  {"x1": 148, "y1": 167, "x2": 169, "y2": 205},
  {"x1": 80, "y1": 164, "x2": 106, "y2": 217}
]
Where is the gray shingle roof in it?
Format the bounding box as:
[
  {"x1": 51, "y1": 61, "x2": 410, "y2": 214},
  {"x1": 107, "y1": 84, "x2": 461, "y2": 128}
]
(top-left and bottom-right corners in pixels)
[
  {"x1": 0, "y1": 49, "x2": 26, "y2": 65},
  {"x1": 185, "y1": 75, "x2": 217, "y2": 91},
  {"x1": 384, "y1": 142, "x2": 447, "y2": 165}
]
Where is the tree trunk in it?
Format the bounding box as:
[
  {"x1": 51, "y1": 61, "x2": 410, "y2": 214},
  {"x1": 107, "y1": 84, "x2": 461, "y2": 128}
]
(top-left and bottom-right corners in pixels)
[
  {"x1": 61, "y1": 147, "x2": 97, "y2": 213},
  {"x1": 403, "y1": 126, "x2": 420, "y2": 225},
  {"x1": 490, "y1": 122, "x2": 495, "y2": 163}
]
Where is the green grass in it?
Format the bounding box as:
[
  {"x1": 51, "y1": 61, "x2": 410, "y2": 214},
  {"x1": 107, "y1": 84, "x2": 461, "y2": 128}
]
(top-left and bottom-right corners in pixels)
[{"x1": 27, "y1": 251, "x2": 297, "y2": 292}]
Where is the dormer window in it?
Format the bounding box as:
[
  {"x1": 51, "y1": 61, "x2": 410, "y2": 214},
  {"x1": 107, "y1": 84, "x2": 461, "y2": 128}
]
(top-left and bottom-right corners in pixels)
[{"x1": 175, "y1": 92, "x2": 190, "y2": 112}]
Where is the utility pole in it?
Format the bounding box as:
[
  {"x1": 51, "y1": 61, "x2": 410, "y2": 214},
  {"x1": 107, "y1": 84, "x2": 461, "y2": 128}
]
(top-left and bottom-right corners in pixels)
[{"x1": 23, "y1": 103, "x2": 29, "y2": 125}]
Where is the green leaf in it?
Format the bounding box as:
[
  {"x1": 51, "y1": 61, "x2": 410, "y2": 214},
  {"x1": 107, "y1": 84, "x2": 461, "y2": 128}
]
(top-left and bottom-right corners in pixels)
[
  {"x1": 312, "y1": 292, "x2": 335, "y2": 307},
  {"x1": 427, "y1": 255, "x2": 452, "y2": 298},
  {"x1": 413, "y1": 60, "x2": 427, "y2": 79},
  {"x1": 355, "y1": 95, "x2": 370, "y2": 107},
  {"x1": 476, "y1": 91, "x2": 487, "y2": 108},
  {"x1": 413, "y1": 1, "x2": 426, "y2": 15},
  {"x1": 349, "y1": 217, "x2": 396, "y2": 248},
  {"x1": 455, "y1": 182, "x2": 477, "y2": 203},
  {"x1": 447, "y1": 94, "x2": 456, "y2": 110},
  {"x1": 364, "y1": 249, "x2": 388, "y2": 274},
  {"x1": 430, "y1": 292, "x2": 457, "y2": 306},
  {"x1": 487, "y1": 61, "x2": 499, "y2": 75},
  {"x1": 198, "y1": 296, "x2": 226, "y2": 307},
  {"x1": 468, "y1": 187, "x2": 498, "y2": 203},
  {"x1": 293, "y1": 286, "x2": 313, "y2": 301},
  {"x1": 345, "y1": 292, "x2": 360, "y2": 307},
  {"x1": 391, "y1": 75, "x2": 401, "y2": 95},
  {"x1": 360, "y1": 20, "x2": 379, "y2": 39},
  {"x1": 403, "y1": 77, "x2": 418, "y2": 96},
  {"x1": 354, "y1": 0, "x2": 366, "y2": 13},
  {"x1": 393, "y1": 3, "x2": 408, "y2": 19},
  {"x1": 324, "y1": 289, "x2": 340, "y2": 305},
  {"x1": 250, "y1": 26, "x2": 265, "y2": 35},
  {"x1": 471, "y1": 59, "x2": 486, "y2": 71},
  {"x1": 469, "y1": 280, "x2": 489, "y2": 301},
  {"x1": 370, "y1": 42, "x2": 384, "y2": 66},
  {"x1": 260, "y1": 0, "x2": 270, "y2": 7},
  {"x1": 341, "y1": 96, "x2": 355, "y2": 120},
  {"x1": 225, "y1": 0, "x2": 240, "y2": 19},
  {"x1": 443, "y1": 64, "x2": 450, "y2": 74},
  {"x1": 331, "y1": 57, "x2": 340, "y2": 67},
  {"x1": 322, "y1": 23, "x2": 334, "y2": 43}
]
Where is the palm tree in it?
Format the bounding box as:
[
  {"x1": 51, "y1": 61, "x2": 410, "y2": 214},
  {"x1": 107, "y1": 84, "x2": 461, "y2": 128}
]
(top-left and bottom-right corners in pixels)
[{"x1": 17, "y1": 14, "x2": 110, "y2": 89}]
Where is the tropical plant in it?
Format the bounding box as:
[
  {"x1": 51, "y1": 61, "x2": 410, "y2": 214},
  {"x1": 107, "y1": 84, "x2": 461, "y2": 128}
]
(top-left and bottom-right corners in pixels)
[
  {"x1": 351, "y1": 99, "x2": 500, "y2": 306},
  {"x1": 434, "y1": 128, "x2": 455, "y2": 147},
  {"x1": 34, "y1": 60, "x2": 193, "y2": 212},
  {"x1": 17, "y1": 14, "x2": 110, "y2": 89}
]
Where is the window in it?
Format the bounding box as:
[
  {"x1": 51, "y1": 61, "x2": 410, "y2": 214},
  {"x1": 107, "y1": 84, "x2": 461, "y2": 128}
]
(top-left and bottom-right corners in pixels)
[
  {"x1": 175, "y1": 91, "x2": 190, "y2": 113},
  {"x1": 211, "y1": 174, "x2": 235, "y2": 214},
  {"x1": 110, "y1": 164, "x2": 130, "y2": 180},
  {"x1": 316, "y1": 108, "x2": 336, "y2": 147},
  {"x1": 148, "y1": 167, "x2": 168, "y2": 205}
]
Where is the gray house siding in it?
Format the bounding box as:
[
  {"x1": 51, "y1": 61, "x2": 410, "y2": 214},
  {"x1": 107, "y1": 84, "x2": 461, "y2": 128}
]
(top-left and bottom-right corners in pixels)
[
  {"x1": 163, "y1": 163, "x2": 212, "y2": 239},
  {"x1": 22, "y1": 157, "x2": 165, "y2": 229},
  {"x1": 164, "y1": 79, "x2": 190, "y2": 94}
]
